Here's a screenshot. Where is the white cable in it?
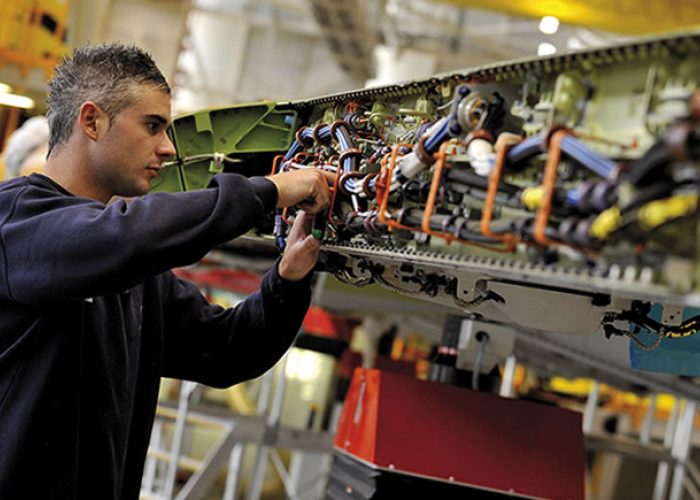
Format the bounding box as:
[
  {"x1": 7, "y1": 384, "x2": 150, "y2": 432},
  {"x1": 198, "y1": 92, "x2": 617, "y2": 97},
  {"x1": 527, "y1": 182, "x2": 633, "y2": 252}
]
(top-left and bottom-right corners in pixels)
[{"x1": 213, "y1": 152, "x2": 225, "y2": 169}]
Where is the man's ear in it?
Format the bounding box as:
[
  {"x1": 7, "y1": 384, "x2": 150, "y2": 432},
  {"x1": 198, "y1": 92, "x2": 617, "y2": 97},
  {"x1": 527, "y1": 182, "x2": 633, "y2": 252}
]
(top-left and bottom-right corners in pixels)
[{"x1": 78, "y1": 101, "x2": 108, "y2": 141}]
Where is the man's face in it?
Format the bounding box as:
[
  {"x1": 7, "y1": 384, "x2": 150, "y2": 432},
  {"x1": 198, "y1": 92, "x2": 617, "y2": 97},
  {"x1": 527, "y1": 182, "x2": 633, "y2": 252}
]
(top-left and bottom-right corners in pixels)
[{"x1": 92, "y1": 84, "x2": 175, "y2": 200}]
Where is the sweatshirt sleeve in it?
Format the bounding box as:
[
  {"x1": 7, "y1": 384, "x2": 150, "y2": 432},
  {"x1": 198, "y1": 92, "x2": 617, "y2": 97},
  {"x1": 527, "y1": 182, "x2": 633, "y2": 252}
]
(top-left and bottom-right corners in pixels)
[
  {"x1": 0, "y1": 174, "x2": 278, "y2": 305},
  {"x1": 159, "y1": 258, "x2": 312, "y2": 387}
]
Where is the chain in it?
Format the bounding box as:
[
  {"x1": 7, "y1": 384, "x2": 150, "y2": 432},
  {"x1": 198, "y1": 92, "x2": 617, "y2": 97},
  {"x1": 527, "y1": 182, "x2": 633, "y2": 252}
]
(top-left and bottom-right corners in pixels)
[{"x1": 626, "y1": 330, "x2": 664, "y2": 351}]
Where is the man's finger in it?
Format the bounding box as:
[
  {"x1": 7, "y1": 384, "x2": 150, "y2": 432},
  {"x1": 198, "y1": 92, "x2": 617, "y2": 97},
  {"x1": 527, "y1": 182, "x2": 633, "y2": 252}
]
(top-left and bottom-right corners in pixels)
[
  {"x1": 287, "y1": 211, "x2": 312, "y2": 242},
  {"x1": 321, "y1": 170, "x2": 336, "y2": 184}
]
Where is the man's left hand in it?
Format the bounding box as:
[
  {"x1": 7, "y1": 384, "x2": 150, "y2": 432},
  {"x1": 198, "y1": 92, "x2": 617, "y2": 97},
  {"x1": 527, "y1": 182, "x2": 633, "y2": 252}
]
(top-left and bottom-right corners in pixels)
[{"x1": 278, "y1": 212, "x2": 321, "y2": 281}]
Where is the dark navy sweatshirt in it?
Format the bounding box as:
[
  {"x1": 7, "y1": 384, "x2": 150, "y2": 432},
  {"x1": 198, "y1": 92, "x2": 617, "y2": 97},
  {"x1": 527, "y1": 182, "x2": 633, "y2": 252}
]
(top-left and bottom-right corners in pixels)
[{"x1": 0, "y1": 173, "x2": 312, "y2": 499}]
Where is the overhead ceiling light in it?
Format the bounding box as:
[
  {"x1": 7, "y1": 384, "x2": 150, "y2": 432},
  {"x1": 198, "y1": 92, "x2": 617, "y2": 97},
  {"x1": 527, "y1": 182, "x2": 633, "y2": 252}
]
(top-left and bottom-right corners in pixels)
[
  {"x1": 538, "y1": 43, "x2": 557, "y2": 56},
  {"x1": 0, "y1": 83, "x2": 12, "y2": 94},
  {"x1": 539, "y1": 16, "x2": 560, "y2": 35},
  {"x1": 0, "y1": 93, "x2": 35, "y2": 109}
]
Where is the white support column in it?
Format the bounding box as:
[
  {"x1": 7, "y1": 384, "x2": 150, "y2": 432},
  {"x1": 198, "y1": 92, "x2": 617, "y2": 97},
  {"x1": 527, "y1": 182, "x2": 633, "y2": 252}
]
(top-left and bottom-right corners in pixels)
[
  {"x1": 247, "y1": 444, "x2": 269, "y2": 500},
  {"x1": 143, "y1": 418, "x2": 164, "y2": 494},
  {"x1": 247, "y1": 354, "x2": 290, "y2": 500},
  {"x1": 640, "y1": 394, "x2": 657, "y2": 446},
  {"x1": 164, "y1": 381, "x2": 199, "y2": 500},
  {"x1": 669, "y1": 401, "x2": 697, "y2": 500},
  {"x1": 268, "y1": 355, "x2": 289, "y2": 426},
  {"x1": 654, "y1": 399, "x2": 680, "y2": 500},
  {"x1": 499, "y1": 354, "x2": 517, "y2": 398},
  {"x1": 222, "y1": 444, "x2": 245, "y2": 500},
  {"x1": 245, "y1": 369, "x2": 274, "y2": 500},
  {"x1": 270, "y1": 447, "x2": 300, "y2": 500},
  {"x1": 582, "y1": 380, "x2": 600, "y2": 435}
]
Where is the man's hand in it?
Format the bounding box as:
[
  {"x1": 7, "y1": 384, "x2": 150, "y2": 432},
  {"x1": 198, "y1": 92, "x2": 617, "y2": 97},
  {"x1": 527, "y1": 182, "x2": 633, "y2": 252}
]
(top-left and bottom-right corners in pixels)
[
  {"x1": 268, "y1": 169, "x2": 335, "y2": 214},
  {"x1": 278, "y1": 212, "x2": 321, "y2": 281}
]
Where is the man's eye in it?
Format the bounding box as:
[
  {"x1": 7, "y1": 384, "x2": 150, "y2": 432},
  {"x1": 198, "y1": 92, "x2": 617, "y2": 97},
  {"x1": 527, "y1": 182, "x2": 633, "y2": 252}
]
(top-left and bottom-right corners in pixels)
[{"x1": 148, "y1": 123, "x2": 160, "y2": 133}]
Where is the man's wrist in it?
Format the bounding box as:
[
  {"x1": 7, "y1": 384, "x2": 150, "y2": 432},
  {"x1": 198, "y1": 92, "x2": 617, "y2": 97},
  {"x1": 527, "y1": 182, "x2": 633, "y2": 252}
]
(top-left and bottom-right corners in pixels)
[
  {"x1": 278, "y1": 256, "x2": 304, "y2": 282},
  {"x1": 249, "y1": 177, "x2": 279, "y2": 211},
  {"x1": 273, "y1": 257, "x2": 313, "y2": 286}
]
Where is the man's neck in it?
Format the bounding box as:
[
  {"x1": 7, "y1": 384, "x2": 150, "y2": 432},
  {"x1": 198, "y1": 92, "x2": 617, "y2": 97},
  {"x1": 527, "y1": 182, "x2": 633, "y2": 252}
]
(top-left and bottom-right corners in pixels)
[{"x1": 43, "y1": 147, "x2": 110, "y2": 204}]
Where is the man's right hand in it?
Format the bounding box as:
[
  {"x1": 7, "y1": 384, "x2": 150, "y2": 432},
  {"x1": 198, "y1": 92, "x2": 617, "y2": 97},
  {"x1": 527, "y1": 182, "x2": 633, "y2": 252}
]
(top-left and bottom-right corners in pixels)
[{"x1": 267, "y1": 169, "x2": 335, "y2": 214}]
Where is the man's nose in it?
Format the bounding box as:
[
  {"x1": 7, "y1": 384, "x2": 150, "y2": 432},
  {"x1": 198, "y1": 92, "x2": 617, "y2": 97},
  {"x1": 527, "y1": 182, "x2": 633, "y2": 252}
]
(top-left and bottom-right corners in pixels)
[{"x1": 158, "y1": 133, "x2": 177, "y2": 159}]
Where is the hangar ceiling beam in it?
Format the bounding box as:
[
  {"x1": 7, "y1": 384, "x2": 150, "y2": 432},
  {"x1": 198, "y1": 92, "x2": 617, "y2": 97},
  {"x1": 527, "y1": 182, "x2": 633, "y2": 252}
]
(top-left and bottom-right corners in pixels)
[{"x1": 431, "y1": 0, "x2": 700, "y2": 35}]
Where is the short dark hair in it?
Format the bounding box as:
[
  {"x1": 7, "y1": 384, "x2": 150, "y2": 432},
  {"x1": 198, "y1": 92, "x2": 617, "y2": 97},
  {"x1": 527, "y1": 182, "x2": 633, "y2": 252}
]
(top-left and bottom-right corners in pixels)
[{"x1": 46, "y1": 43, "x2": 171, "y2": 154}]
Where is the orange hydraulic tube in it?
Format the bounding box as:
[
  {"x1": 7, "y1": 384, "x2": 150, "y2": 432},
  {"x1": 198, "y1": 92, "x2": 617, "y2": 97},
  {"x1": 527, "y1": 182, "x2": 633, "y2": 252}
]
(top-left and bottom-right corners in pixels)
[
  {"x1": 479, "y1": 137, "x2": 521, "y2": 251},
  {"x1": 376, "y1": 144, "x2": 421, "y2": 232},
  {"x1": 534, "y1": 129, "x2": 571, "y2": 246},
  {"x1": 277, "y1": 158, "x2": 336, "y2": 225},
  {"x1": 421, "y1": 141, "x2": 459, "y2": 241},
  {"x1": 328, "y1": 156, "x2": 351, "y2": 226},
  {"x1": 269, "y1": 154, "x2": 285, "y2": 176},
  {"x1": 421, "y1": 141, "x2": 514, "y2": 252}
]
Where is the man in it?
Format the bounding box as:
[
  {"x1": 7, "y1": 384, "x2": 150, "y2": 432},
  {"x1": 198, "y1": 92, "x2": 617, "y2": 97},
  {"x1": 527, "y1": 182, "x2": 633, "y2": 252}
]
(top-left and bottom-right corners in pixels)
[{"x1": 0, "y1": 43, "x2": 333, "y2": 499}]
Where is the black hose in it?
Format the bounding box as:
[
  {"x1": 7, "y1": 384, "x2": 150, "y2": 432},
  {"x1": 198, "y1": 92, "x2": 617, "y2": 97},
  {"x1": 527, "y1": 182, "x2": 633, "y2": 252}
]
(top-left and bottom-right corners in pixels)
[
  {"x1": 399, "y1": 209, "x2": 504, "y2": 244},
  {"x1": 620, "y1": 179, "x2": 694, "y2": 214},
  {"x1": 623, "y1": 140, "x2": 672, "y2": 187},
  {"x1": 445, "y1": 168, "x2": 521, "y2": 196}
]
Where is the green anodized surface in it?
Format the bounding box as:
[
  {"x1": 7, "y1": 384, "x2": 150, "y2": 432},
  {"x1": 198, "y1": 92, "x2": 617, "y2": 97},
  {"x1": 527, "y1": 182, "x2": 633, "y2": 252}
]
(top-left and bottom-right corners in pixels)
[{"x1": 150, "y1": 101, "x2": 297, "y2": 194}]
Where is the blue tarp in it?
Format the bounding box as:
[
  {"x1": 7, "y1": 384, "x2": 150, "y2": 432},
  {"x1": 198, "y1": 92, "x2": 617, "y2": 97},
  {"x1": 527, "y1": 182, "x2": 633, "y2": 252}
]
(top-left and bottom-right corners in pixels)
[{"x1": 630, "y1": 304, "x2": 700, "y2": 376}]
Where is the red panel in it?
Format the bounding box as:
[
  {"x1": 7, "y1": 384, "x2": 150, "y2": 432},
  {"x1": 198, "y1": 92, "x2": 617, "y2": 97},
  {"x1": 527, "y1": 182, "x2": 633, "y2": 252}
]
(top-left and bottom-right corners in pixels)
[
  {"x1": 334, "y1": 369, "x2": 381, "y2": 463},
  {"x1": 302, "y1": 306, "x2": 354, "y2": 341},
  {"x1": 336, "y1": 368, "x2": 585, "y2": 500}
]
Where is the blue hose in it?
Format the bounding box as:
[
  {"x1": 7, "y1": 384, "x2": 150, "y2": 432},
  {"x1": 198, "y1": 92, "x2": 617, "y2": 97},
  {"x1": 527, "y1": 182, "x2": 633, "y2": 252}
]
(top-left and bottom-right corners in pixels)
[
  {"x1": 567, "y1": 188, "x2": 581, "y2": 206},
  {"x1": 283, "y1": 127, "x2": 323, "y2": 162},
  {"x1": 560, "y1": 136, "x2": 615, "y2": 178},
  {"x1": 424, "y1": 120, "x2": 450, "y2": 153},
  {"x1": 505, "y1": 136, "x2": 541, "y2": 168},
  {"x1": 505, "y1": 135, "x2": 615, "y2": 178}
]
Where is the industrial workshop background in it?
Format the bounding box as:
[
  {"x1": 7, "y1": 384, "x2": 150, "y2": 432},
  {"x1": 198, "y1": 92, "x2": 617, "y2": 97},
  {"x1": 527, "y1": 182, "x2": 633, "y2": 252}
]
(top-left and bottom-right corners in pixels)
[{"x1": 4, "y1": 1, "x2": 700, "y2": 500}]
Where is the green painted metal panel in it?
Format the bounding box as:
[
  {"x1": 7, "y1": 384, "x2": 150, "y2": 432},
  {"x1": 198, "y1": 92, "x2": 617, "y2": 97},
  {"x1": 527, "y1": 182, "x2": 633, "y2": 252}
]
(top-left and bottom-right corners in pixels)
[{"x1": 150, "y1": 101, "x2": 297, "y2": 194}]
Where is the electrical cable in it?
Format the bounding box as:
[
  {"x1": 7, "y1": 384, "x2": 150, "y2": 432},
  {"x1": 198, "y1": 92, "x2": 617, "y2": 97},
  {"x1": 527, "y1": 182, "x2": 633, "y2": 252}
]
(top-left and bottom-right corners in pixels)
[
  {"x1": 472, "y1": 331, "x2": 489, "y2": 390},
  {"x1": 397, "y1": 209, "x2": 504, "y2": 243},
  {"x1": 444, "y1": 168, "x2": 520, "y2": 196},
  {"x1": 620, "y1": 179, "x2": 692, "y2": 214},
  {"x1": 161, "y1": 153, "x2": 243, "y2": 169},
  {"x1": 623, "y1": 140, "x2": 672, "y2": 187}
]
